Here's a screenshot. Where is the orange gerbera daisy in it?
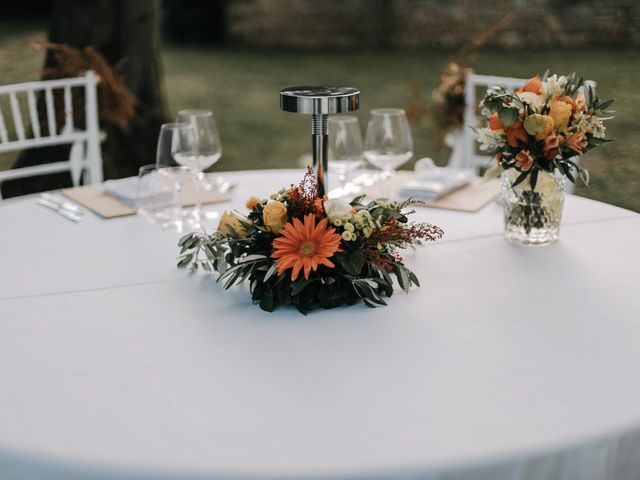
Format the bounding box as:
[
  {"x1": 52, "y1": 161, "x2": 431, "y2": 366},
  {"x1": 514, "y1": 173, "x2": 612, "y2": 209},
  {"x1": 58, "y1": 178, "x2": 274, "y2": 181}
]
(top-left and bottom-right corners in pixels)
[{"x1": 271, "y1": 213, "x2": 342, "y2": 281}]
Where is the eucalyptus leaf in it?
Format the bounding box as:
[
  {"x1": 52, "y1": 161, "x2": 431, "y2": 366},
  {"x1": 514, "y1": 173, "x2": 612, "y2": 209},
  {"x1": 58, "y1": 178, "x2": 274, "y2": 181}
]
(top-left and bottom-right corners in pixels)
[
  {"x1": 498, "y1": 106, "x2": 519, "y2": 128},
  {"x1": 263, "y1": 263, "x2": 279, "y2": 282}
]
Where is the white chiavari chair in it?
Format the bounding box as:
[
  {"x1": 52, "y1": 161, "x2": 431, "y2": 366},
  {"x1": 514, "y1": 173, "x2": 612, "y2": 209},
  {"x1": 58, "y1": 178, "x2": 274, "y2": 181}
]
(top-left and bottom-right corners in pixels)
[{"x1": 0, "y1": 70, "x2": 102, "y2": 200}]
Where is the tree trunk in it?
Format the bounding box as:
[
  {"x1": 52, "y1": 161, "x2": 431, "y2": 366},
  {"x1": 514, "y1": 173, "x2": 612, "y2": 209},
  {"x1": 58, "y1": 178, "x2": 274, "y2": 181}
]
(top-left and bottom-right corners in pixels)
[{"x1": 2, "y1": 0, "x2": 166, "y2": 198}]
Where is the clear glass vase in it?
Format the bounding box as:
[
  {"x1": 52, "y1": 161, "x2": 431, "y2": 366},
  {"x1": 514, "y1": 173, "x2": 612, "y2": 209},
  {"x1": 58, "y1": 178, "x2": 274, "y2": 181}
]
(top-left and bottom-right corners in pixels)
[{"x1": 501, "y1": 169, "x2": 566, "y2": 246}]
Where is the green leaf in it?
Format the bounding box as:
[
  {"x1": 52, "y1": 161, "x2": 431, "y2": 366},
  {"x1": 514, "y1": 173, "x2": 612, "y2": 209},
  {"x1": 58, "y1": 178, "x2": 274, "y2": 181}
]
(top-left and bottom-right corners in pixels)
[
  {"x1": 239, "y1": 254, "x2": 268, "y2": 263},
  {"x1": 598, "y1": 99, "x2": 615, "y2": 110},
  {"x1": 177, "y1": 253, "x2": 194, "y2": 269},
  {"x1": 529, "y1": 168, "x2": 539, "y2": 191},
  {"x1": 408, "y1": 270, "x2": 420, "y2": 287},
  {"x1": 498, "y1": 106, "x2": 519, "y2": 128},
  {"x1": 263, "y1": 262, "x2": 279, "y2": 282},
  {"x1": 350, "y1": 194, "x2": 366, "y2": 206},
  {"x1": 511, "y1": 170, "x2": 530, "y2": 188},
  {"x1": 393, "y1": 265, "x2": 411, "y2": 293},
  {"x1": 259, "y1": 287, "x2": 275, "y2": 312},
  {"x1": 336, "y1": 250, "x2": 366, "y2": 276},
  {"x1": 291, "y1": 278, "x2": 319, "y2": 295}
]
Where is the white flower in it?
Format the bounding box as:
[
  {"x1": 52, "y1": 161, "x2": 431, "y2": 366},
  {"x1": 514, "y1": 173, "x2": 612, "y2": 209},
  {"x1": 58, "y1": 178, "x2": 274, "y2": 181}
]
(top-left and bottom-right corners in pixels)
[
  {"x1": 574, "y1": 112, "x2": 607, "y2": 139},
  {"x1": 516, "y1": 91, "x2": 544, "y2": 113},
  {"x1": 323, "y1": 199, "x2": 352, "y2": 223},
  {"x1": 542, "y1": 74, "x2": 567, "y2": 100},
  {"x1": 475, "y1": 127, "x2": 506, "y2": 152}
]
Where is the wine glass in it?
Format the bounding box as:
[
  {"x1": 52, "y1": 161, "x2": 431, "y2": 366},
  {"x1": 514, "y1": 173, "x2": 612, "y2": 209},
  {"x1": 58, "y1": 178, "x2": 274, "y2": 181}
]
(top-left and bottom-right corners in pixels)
[
  {"x1": 328, "y1": 116, "x2": 363, "y2": 197},
  {"x1": 155, "y1": 122, "x2": 196, "y2": 232},
  {"x1": 176, "y1": 109, "x2": 222, "y2": 227},
  {"x1": 363, "y1": 108, "x2": 413, "y2": 199}
]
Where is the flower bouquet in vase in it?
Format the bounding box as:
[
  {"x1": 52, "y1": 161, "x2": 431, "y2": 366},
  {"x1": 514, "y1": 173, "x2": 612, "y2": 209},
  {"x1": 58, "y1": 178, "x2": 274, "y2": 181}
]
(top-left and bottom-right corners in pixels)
[
  {"x1": 177, "y1": 169, "x2": 443, "y2": 314},
  {"x1": 475, "y1": 72, "x2": 614, "y2": 245}
]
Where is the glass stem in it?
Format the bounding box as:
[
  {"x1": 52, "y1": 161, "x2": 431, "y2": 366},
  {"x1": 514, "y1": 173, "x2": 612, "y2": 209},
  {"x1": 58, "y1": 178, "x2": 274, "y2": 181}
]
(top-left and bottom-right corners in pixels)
[
  {"x1": 381, "y1": 169, "x2": 394, "y2": 199},
  {"x1": 174, "y1": 182, "x2": 184, "y2": 232},
  {"x1": 193, "y1": 172, "x2": 202, "y2": 223},
  {"x1": 339, "y1": 172, "x2": 347, "y2": 194}
]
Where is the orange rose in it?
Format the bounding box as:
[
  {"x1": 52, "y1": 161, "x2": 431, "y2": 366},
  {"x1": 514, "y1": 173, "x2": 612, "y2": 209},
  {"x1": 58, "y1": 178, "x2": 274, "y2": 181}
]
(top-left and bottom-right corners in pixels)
[
  {"x1": 489, "y1": 113, "x2": 505, "y2": 131},
  {"x1": 515, "y1": 150, "x2": 535, "y2": 171},
  {"x1": 549, "y1": 100, "x2": 573, "y2": 132},
  {"x1": 506, "y1": 121, "x2": 529, "y2": 148},
  {"x1": 566, "y1": 130, "x2": 588, "y2": 154},
  {"x1": 543, "y1": 132, "x2": 562, "y2": 160},
  {"x1": 557, "y1": 95, "x2": 577, "y2": 113},
  {"x1": 520, "y1": 75, "x2": 543, "y2": 95}
]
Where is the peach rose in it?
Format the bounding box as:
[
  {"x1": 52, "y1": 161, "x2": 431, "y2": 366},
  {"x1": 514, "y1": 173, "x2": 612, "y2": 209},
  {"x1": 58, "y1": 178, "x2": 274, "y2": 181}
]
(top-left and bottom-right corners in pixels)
[
  {"x1": 566, "y1": 130, "x2": 588, "y2": 154},
  {"x1": 506, "y1": 121, "x2": 529, "y2": 148},
  {"x1": 543, "y1": 132, "x2": 562, "y2": 160},
  {"x1": 575, "y1": 91, "x2": 587, "y2": 112},
  {"x1": 520, "y1": 75, "x2": 543, "y2": 95},
  {"x1": 549, "y1": 100, "x2": 573, "y2": 132},
  {"x1": 524, "y1": 114, "x2": 555, "y2": 141},
  {"x1": 263, "y1": 200, "x2": 288, "y2": 233},
  {"x1": 515, "y1": 150, "x2": 535, "y2": 171},
  {"x1": 557, "y1": 95, "x2": 577, "y2": 113},
  {"x1": 218, "y1": 211, "x2": 247, "y2": 237}
]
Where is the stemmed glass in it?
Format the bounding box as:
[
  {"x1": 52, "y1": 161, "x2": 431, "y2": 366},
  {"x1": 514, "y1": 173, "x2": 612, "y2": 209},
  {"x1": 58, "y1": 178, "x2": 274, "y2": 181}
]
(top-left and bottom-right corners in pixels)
[
  {"x1": 328, "y1": 116, "x2": 363, "y2": 197},
  {"x1": 363, "y1": 108, "x2": 413, "y2": 199},
  {"x1": 175, "y1": 109, "x2": 222, "y2": 227},
  {"x1": 155, "y1": 122, "x2": 196, "y2": 232}
]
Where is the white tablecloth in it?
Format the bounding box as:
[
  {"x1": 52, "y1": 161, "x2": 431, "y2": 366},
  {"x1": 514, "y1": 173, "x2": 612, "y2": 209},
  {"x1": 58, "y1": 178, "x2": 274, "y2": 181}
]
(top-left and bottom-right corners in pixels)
[{"x1": 1, "y1": 169, "x2": 639, "y2": 480}]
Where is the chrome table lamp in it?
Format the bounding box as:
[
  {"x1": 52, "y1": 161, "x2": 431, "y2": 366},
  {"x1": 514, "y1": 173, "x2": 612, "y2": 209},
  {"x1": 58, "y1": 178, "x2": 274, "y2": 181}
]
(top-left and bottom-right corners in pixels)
[{"x1": 280, "y1": 86, "x2": 359, "y2": 196}]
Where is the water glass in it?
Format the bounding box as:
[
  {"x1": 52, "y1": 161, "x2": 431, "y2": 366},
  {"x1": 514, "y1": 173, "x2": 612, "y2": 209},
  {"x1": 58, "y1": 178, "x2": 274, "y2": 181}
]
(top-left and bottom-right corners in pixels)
[
  {"x1": 136, "y1": 164, "x2": 179, "y2": 225},
  {"x1": 364, "y1": 108, "x2": 413, "y2": 198}
]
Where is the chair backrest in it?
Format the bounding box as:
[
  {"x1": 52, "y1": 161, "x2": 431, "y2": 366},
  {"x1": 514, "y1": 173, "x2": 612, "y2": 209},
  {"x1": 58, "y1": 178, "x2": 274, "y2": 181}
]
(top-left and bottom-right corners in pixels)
[
  {"x1": 0, "y1": 70, "x2": 103, "y2": 198},
  {"x1": 461, "y1": 72, "x2": 529, "y2": 172}
]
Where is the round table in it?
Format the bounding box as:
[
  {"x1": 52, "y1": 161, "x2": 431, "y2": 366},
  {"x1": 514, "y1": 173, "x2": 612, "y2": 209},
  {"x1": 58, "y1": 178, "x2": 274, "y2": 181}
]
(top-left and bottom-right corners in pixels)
[{"x1": 1, "y1": 169, "x2": 639, "y2": 480}]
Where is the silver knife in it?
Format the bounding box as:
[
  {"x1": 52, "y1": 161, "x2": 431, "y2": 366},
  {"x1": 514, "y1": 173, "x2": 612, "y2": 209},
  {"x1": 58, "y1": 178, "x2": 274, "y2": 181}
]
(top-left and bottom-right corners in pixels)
[{"x1": 37, "y1": 198, "x2": 83, "y2": 223}]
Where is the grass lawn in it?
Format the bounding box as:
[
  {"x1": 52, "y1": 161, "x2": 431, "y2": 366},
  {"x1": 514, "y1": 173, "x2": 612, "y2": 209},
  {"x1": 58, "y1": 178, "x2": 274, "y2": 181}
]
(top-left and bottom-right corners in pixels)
[{"x1": 1, "y1": 21, "x2": 638, "y2": 211}]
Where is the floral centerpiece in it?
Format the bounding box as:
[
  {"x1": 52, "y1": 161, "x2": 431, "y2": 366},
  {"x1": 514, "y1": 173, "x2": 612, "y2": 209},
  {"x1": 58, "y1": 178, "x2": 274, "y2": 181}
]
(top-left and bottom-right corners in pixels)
[
  {"x1": 177, "y1": 170, "x2": 443, "y2": 314},
  {"x1": 475, "y1": 72, "x2": 614, "y2": 245}
]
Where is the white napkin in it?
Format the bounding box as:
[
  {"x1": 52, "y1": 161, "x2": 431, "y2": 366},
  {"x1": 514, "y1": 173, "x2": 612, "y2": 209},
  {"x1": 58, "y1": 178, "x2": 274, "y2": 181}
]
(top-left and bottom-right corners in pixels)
[
  {"x1": 102, "y1": 177, "x2": 148, "y2": 207},
  {"x1": 399, "y1": 158, "x2": 474, "y2": 202}
]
